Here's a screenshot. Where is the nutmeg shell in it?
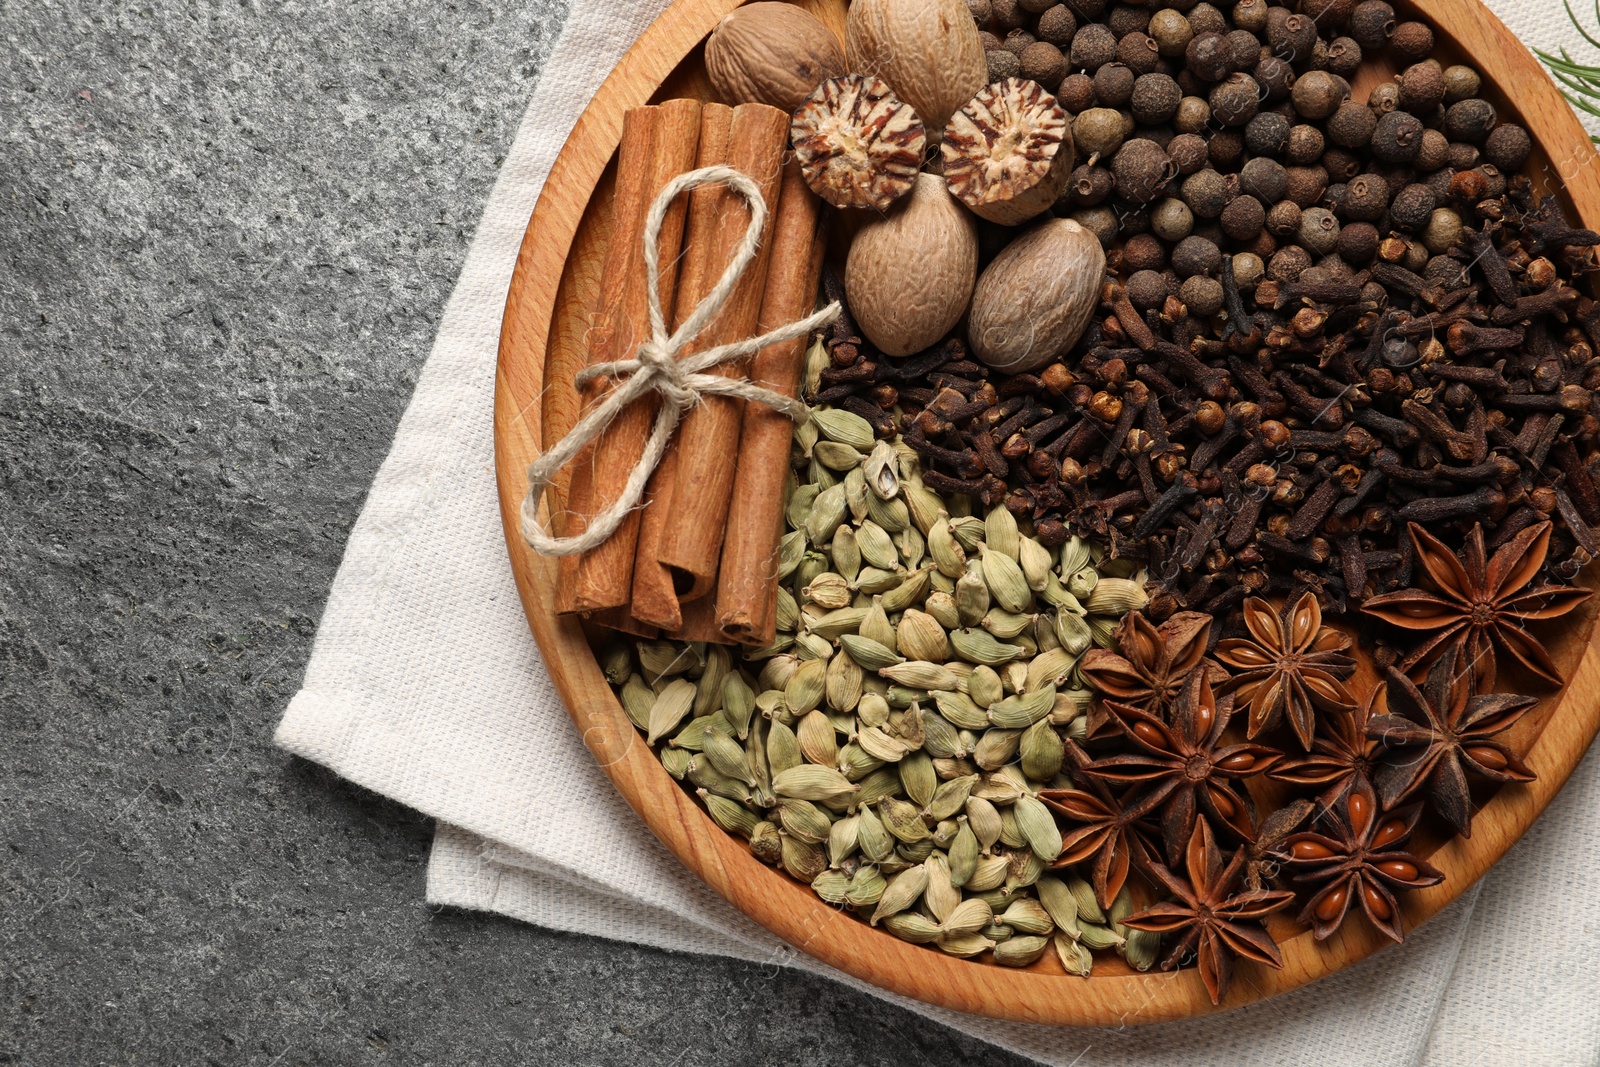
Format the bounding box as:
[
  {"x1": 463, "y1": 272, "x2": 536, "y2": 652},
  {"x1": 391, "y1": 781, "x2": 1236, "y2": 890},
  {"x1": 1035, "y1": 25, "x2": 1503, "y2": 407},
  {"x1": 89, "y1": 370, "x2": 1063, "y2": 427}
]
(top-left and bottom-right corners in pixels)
[
  {"x1": 846, "y1": 0, "x2": 988, "y2": 128},
  {"x1": 968, "y1": 218, "x2": 1106, "y2": 374},
  {"x1": 705, "y1": 2, "x2": 846, "y2": 113},
  {"x1": 846, "y1": 173, "x2": 980, "y2": 357}
]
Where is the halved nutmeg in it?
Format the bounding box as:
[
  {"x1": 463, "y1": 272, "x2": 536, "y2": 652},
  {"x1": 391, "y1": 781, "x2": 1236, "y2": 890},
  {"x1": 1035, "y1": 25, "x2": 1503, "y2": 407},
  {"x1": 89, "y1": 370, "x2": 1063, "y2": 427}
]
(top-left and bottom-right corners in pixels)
[
  {"x1": 791, "y1": 74, "x2": 926, "y2": 212},
  {"x1": 941, "y1": 78, "x2": 1074, "y2": 227}
]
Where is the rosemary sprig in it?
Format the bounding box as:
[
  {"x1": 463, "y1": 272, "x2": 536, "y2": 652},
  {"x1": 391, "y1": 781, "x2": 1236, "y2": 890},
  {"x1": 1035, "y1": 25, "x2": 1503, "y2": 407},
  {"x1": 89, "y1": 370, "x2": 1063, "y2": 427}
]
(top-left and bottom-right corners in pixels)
[{"x1": 1537, "y1": 0, "x2": 1600, "y2": 142}]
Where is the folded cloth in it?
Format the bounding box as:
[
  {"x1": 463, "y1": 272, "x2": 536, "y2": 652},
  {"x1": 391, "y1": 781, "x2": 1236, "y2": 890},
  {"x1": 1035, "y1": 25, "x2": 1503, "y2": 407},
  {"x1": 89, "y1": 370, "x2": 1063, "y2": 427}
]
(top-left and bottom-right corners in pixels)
[{"x1": 276, "y1": 0, "x2": 1600, "y2": 1061}]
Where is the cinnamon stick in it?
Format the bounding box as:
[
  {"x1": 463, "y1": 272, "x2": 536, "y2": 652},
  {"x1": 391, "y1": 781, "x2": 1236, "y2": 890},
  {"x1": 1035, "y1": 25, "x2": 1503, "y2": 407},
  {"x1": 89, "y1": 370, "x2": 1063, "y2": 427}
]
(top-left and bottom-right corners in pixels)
[
  {"x1": 715, "y1": 160, "x2": 827, "y2": 645},
  {"x1": 557, "y1": 98, "x2": 702, "y2": 615},
  {"x1": 626, "y1": 104, "x2": 736, "y2": 631},
  {"x1": 653, "y1": 102, "x2": 791, "y2": 602}
]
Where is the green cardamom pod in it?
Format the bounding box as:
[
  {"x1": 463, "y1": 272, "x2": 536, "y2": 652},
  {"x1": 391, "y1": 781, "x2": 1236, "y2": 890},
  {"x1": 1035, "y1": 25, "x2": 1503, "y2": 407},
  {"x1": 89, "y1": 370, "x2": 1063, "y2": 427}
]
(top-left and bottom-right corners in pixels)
[
  {"x1": 928, "y1": 517, "x2": 967, "y2": 578},
  {"x1": 784, "y1": 659, "x2": 827, "y2": 715},
  {"x1": 979, "y1": 543, "x2": 1032, "y2": 613},
  {"x1": 829, "y1": 524, "x2": 861, "y2": 583},
  {"x1": 883, "y1": 911, "x2": 942, "y2": 944},
  {"x1": 895, "y1": 609, "x2": 949, "y2": 664},
  {"x1": 984, "y1": 504, "x2": 1020, "y2": 561},
  {"x1": 813, "y1": 439, "x2": 865, "y2": 472},
  {"x1": 862, "y1": 439, "x2": 900, "y2": 501},
  {"x1": 659, "y1": 745, "x2": 693, "y2": 780},
  {"x1": 1019, "y1": 717, "x2": 1065, "y2": 783},
  {"x1": 973, "y1": 727, "x2": 1022, "y2": 771},
  {"x1": 699, "y1": 790, "x2": 760, "y2": 838},
  {"x1": 878, "y1": 796, "x2": 930, "y2": 844},
  {"x1": 948, "y1": 516, "x2": 985, "y2": 552},
  {"x1": 722, "y1": 673, "x2": 755, "y2": 739},
  {"x1": 925, "y1": 773, "x2": 978, "y2": 822},
  {"x1": 801, "y1": 572, "x2": 853, "y2": 610},
  {"x1": 869, "y1": 865, "x2": 928, "y2": 925},
  {"x1": 645, "y1": 679, "x2": 697, "y2": 745},
  {"x1": 1109, "y1": 884, "x2": 1134, "y2": 937},
  {"x1": 901, "y1": 480, "x2": 944, "y2": 536},
  {"x1": 1055, "y1": 932, "x2": 1094, "y2": 977},
  {"x1": 1065, "y1": 565, "x2": 1099, "y2": 601},
  {"x1": 854, "y1": 520, "x2": 898, "y2": 571},
  {"x1": 703, "y1": 729, "x2": 756, "y2": 786},
  {"x1": 1122, "y1": 927, "x2": 1161, "y2": 972},
  {"x1": 923, "y1": 589, "x2": 961, "y2": 630},
  {"x1": 804, "y1": 483, "x2": 847, "y2": 545},
  {"x1": 793, "y1": 551, "x2": 828, "y2": 600},
  {"x1": 857, "y1": 596, "x2": 898, "y2": 650},
  {"x1": 802, "y1": 336, "x2": 828, "y2": 400},
  {"x1": 827, "y1": 813, "x2": 860, "y2": 867},
  {"x1": 843, "y1": 465, "x2": 868, "y2": 521},
  {"x1": 777, "y1": 799, "x2": 833, "y2": 844},
  {"x1": 898, "y1": 750, "x2": 937, "y2": 808},
  {"x1": 810, "y1": 869, "x2": 850, "y2": 904},
  {"x1": 1005, "y1": 848, "x2": 1045, "y2": 894},
  {"x1": 785, "y1": 484, "x2": 820, "y2": 535},
  {"x1": 811, "y1": 407, "x2": 876, "y2": 450},
  {"x1": 1085, "y1": 577, "x2": 1149, "y2": 615},
  {"x1": 878, "y1": 566, "x2": 931, "y2": 615},
  {"x1": 993, "y1": 934, "x2": 1050, "y2": 967},
  {"x1": 796, "y1": 709, "x2": 838, "y2": 767},
  {"x1": 852, "y1": 566, "x2": 903, "y2": 595},
  {"x1": 988, "y1": 683, "x2": 1056, "y2": 729},
  {"x1": 780, "y1": 834, "x2": 828, "y2": 882},
  {"x1": 856, "y1": 692, "x2": 891, "y2": 728},
  {"x1": 963, "y1": 853, "x2": 1010, "y2": 893},
  {"x1": 772, "y1": 764, "x2": 857, "y2": 804},
  {"x1": 1067, "y1": 874, "x2": 1107, "y2": 924},
  {"x1": 619, "y1": 674, "x2": 654, "y2": 731},
  {"x1": 775, "y1": 529, "x2": 807, "y2": 582},
  {"x1": 940, "y1": 898, "x2": 995, "y2": 940},
  {"x1": 693, "y1": 644, "x2": 731, "y2": 717},
  {"x1": 637, "y1": 640, "x2": 697, "y2": 684},
  {"x1": 972, "y1": 770, "x2": 1026, "y2": 805},
  {"x1": 922, "y1": 853, "x2": 960, "y2": 924},
  {"x1": 998, "y1": 807, "x2": 1025, "y2": 849},
  {"x1": 1025, "y1": 648, "x2": 1078, "y2": 695},
  {"x1": 857, "y1": 803, "x2": 895, "y2": 862},
  {"x1": 895, "y1": 523, "x2": 925, "y2": 569},
  {"x1": 1013, "y1": 794, "x2": 1064, "y2": 862},
  {"x1": 844, "y1": 864, "x2": 887, "y2": 908},
  {"x1": 878, "y1": 660, "x2": 959, "y2": 692},
  {"x1": 1018, "y1": 536, "x2": 1053, "y2": 593},
  {"x1": 1035, "y1": 876, "x2": 1083, "y2": 940},
  {"x1": 955, "y1": 561, "x2": 991, "y2": 628},
  {"x1": 932, "y1": 689, "x2": 989, "y2": 730},
  {"x1": 1057, "y1": 535, "x2": 1092, "y2": 577},
  {"x1": 805, "y1": 606, "x2": 869, "y2": 641},
  {"x1": 1077, "y1": 923, "x2": 1126, "y2": 951},
  {"x1": 599, "y1": 641, "x2": 632, "y2": 686},
  {"x1": 856, "y1": 725, "x2": 910, "y2": 763},
  {"x1": 836, "y1": 741, "x2": 885, "y2": 782},
  {"x1": 950, "y1": 627, "x2": 1024, "y2": 668},
  {"x1": 1001, "y1": 898, "x2": 1054, "y2": 936},
  {"x1": 824, "y1": 650, "x2": 863, "y2": 714},
  {"x1": 793, "y1": 414, "x2": 819, "y2": 456},
  {"x1": 750, "y1": 820, "x2": 782, "y2": 865},
  {"x1": 948, "y1": 820, "x2": 980, "y2": 886},
  {"x1": 1088, "y1": 613, "x2": 1121, "y2": 650},
  {"x1": 919, "y1": 712, "x2": 966, "y2": 761},
  {"x1": 766, "y1": 717, "x2": 802, "y2": 775},
  {"x1": 981, "y1": 608, "x2": 1033, "y2": 640},
  {"x1": 758, "y1": 654, "x2": 799, "y2": 694},
  {"x1": 865, "y1": 491, "x2": 910, "y2": 534},
  {"x1": 854, "y1": 766, "x2": 904, "y2": 808}
]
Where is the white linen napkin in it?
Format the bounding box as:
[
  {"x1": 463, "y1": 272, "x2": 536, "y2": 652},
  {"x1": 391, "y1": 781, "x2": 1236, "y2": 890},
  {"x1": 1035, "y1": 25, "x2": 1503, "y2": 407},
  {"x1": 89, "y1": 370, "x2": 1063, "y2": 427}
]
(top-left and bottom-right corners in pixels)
[{"x1": 276, "y1": 1, "x2": 1600, "y2": 1062}]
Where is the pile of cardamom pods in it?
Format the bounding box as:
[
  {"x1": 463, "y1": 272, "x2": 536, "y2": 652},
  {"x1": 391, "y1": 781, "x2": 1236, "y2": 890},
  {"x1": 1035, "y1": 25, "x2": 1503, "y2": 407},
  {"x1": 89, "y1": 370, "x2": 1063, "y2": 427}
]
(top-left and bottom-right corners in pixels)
[{"x1": 598, "y1": 396, "x2": 1160, "y2": 974}]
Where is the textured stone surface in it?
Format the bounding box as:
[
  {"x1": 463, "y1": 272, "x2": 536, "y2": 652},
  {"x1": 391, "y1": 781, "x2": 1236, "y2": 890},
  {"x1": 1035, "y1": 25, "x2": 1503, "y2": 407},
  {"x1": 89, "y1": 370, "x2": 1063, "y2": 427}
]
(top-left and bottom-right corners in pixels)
[{"x1": 0, "y1": 3, "x2": 1031, "y2": 1062}]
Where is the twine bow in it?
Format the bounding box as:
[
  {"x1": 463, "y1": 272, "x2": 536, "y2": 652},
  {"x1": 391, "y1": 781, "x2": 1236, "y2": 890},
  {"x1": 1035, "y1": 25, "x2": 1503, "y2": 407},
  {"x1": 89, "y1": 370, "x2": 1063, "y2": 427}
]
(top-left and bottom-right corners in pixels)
[{"x1": 521, "y1": 164, "x2": 841, "y2": 557}]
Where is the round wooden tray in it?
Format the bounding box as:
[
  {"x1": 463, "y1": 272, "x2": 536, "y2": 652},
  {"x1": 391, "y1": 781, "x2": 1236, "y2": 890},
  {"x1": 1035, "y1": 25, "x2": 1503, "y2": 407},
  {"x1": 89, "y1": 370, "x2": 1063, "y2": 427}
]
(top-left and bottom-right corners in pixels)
[{"x1": 494, "y1": 0, "x2": 1600, "y2": 1024}]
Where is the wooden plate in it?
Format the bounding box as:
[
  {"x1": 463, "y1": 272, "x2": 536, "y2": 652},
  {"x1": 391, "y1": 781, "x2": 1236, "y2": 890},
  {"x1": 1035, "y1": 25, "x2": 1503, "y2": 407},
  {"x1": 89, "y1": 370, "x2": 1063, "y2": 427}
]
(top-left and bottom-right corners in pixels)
[{"x1": 494, "y1": 0, "x2": 1600, "y2": 1024}]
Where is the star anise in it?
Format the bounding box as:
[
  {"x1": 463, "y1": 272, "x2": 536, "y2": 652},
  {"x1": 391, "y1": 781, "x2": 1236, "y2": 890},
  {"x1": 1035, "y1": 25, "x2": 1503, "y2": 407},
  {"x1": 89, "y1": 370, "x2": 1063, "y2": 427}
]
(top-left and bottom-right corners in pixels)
[
  {"x1": 1079, "y1": 610, "x2": 1224, "y2": 737},
  {"x1": 1242, "y1": 797, "x2": 1314, "y2": 892},
  {"x1": 1362, "y1": 521, "x2": 1590, "y2": 692},
  {"x1": 1366, "y1": 651, "x2": 1539, "y2": 837},
  {"x1": 1216, "y1": 592, "x2": 1357, "y2": 750},
  {"x1": 1275, "y1": 778, "x2": 1443, "y2": 942},
  {"x1": 1040, "y1": 742, "x2": 1161, "y2": 910},
  {"x1": 1269, "y1": 684, "x2": 1386, "y2": 811},
  {"x1": 1123, "y1": 819, "x2": 1296, "y2": 1005},
  {"x1": 1082, "y1": 671, "x2": 1282, "y2": 866}
]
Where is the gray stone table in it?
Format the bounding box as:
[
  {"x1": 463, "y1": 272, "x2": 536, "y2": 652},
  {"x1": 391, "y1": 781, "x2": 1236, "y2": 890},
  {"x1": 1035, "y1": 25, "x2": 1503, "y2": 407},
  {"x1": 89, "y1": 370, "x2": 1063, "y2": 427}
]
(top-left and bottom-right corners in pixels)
[{"x1": 0, "y1": 2, "x2": 1032, "y2": 1062}]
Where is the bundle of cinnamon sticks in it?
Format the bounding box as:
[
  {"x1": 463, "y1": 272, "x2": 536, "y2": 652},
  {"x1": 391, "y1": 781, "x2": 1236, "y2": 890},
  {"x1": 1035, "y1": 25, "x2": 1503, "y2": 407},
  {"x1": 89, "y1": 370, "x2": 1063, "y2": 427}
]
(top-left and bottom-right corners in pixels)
[{"x1": 552, "y1": 98, "x2": 826, "y2": 647}]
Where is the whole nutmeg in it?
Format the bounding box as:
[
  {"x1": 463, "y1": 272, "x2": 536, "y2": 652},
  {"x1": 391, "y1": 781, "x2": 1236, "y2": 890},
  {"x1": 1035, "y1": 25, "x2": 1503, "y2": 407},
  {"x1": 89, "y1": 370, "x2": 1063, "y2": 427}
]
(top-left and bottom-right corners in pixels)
[
  {"x1": 846, "y1": 173, "x2": 979, "y2": 356},
  {"x1": 968, "y1": 218, "x2": 1107, "y2": 373},
  {"x1": 943, "y1": 78, "x2": 1075, "y2": 225},
  {"x1": 847, "y1": 0, "x2": 988, "y2": 128},
  {"x1": 705, "y1": 3, "x2": 848, "y2": 113}
]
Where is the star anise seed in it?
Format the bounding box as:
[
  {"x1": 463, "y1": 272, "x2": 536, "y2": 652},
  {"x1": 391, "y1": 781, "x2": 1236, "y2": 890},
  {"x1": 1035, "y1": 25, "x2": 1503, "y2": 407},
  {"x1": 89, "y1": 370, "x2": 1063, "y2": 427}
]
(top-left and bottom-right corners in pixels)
[
  {"x1": 1039, "y1": 742, "x2": 1162, "y2": 910},
  {"x1": 1123, "y1": 819, "x2": 1295, "y2": 1006},
  {"x1": 1276, "y1": 778, "x2": 1443, "y2": 943},
  {"x1": 1079, "y1": 610, "x2": 1225, "y2": 737},
  {"x1": 1270, "y1": 684, "x2": 1386, "y2": 811},
  {"x1": 1362, "y1": 521, "x2": 1590, "y2": 692},
  {"x1": 1217, "y1": 592, "x2": 1358, "y2": 750}
]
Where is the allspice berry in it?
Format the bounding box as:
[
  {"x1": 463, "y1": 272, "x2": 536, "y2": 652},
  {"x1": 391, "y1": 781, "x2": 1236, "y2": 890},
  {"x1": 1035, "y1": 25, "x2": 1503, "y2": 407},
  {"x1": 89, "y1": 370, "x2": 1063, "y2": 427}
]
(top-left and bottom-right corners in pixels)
[
  {"x1": 1322, "y1": 148, "x2": 1362, "y2": 182},
  {"x1": 1071, "y1": 205, "x2": 1119, "y2": 245},
  {"x1": 1484, "y1": 124, "x2": 1532, "y2": 172},
  {"x1": 1367, "y1": 82, "x2": 1401, "y2": 115},
  {"x1": 1071, "y1": 23, "x2": 1118, "y2": 72},
  {"x1": 1131, "y1": 72, "x2": 1182, "y2": 124},
  {"x1": 1446, "y1": 141, "x2": 1480, "y2": 172},
  {"x1": 1371, "y1": 109, "x2": 1423, "y2": 163},
  {"x1": 1268, "y1": 244, "x2": 1313, "y2": 283},
  {"x1": 1070, "y1": 163, "x2": 1113, "y2": 205},
  {"x1": 1148, "y1": 8, "x2": 1194, "y2": 56},
  {"x1": 1108, "y1": 4, "x2": 1153, "y2": 38},
  {"x1": 1004, "y1": 29, "x2": 1038, "y2": 56},
  {"x1": 1172, "y1": 234, "x2": 1223, "y2": 277},
  {"x1": 1421, "y1": 207, "x2": 1464, "y2": 254},
  {"x1": 1124, "y1": 232, "x2": 1167, "y2": 271},
  {"x1": 1286, "y1": 124, "x2": 1326, "y2": 166},
  {"x1": 1117, "y1": 31, "x2": 1163, "y2": 75},
  {"x1": 1443, "y1": 98, "x2": 1497, "y2": 144},
  {"x1": 1226, "y1": 29, "x2": 1260, "y2": 71},
  {"x1": 1240, "y1": 156, "x2": 1288, "y2": 203},
  {"x1": 988, "y1": 49, "x2": 1023, "y2": 81},
  {"x1": 1020, "y1": 41, "x2": 1069, "y2": 86},
  {"x1": 1266, "y1": 11, "x2": 1317, "y2": 61},
  {"x1": 1112, "y1": 137, "x2": 1177, "y2": 203},
  {"x1": 1339, "y1": 173, "x2": 1389, "y2": 221},
  {"x1": 1181, "y1": 167, "x2": 1234, "y2": 217},
  {"x1": 1148, "y1": 199, "x2": 1193, "y2": 243},
  {"x1": 1185, "y1": 31, "x2": 1232, "y2": 82},
  {"x1": 1056, "y1": 74, "x2": 1093, "y2": 112},
  {"x1": 1441, "y1": 64, "x2": 1481, "y2": 104},
  {"x1": 1349, "y1": 0, "x2": 1395, "y2": 51},
  {"x1": 1266, "y1": 199, "x2": 1302, "y2": 238},
  {"x1": 1074, "y1": 107, "x2": 1126, "y2": 160},
  {"x1": 1391, "y1": 21, "x2": 1433, "y2": 62},
  {"x1": 1234, "y1": 0, "x2": 1268, "y2": 33},
  {"x1": 1209, "y1": 72, "x2": 1258, "y2": 126},
  {"x1": 1246, "y1": 112, "x2": 1290, "y2": 157},
  {"x1": 1181, "y1": 275, "x2": 1225, "y2": 316},
  {"x1": 1336, "y1": 220, "x2": 1380, "y2": 264},
  {"x1": 1398, "y1": 60, "x2": 1444, "y2": 113},
  {"x1": 1167, "y1": 131, "x2": 1209, "y2": 173},
  {"x1": 1127, "y1": 268, "x2": 1169, "y2": 309},
  {"x1": 992, "y1": 0, "x2": 1027, "y2": 29},
  {"x1": 1174, "y1": 95, "x2": 1211, "y2": 133},
  {"x1": 1326, "y1": 101, "x2": 1378, "y2": 148},
  {"x1": 1324, "y1": 37, "x2": 1363, "y2": 78},
  {"x1": 1093, "y1": 62, "x2": 1136, "y2": 107},
  {"x1": 1233, "y1": 251, "x2": 1265, "y2": 289},
  {"x1": 1207, "y1": 130, "x2": 1245, "y2": 168},
  {"x1": 1298, "y1": 206, "x2": 1340, "y2": 255},
  {"x1": 1221, "y1": 193, "x2": 1266, "y2": 240},
  {"x1": 1038, "y1": 5, "x2": 1078, "y2": 46},
  {"x1": 1415, "y1": 128, "x2": 1450, "y2": 171},
  {"x1": 1292, "y1": 70, "x2": 1349, "y2": 122},
  {"x1": 1019, "y1": 0, "x2": 1056, "y2": 13},
  {"x1": 1283, "y1": 164, "x2": 1329, "y2": 207},
  {"x1": 1254, "y1": 56, "x2": 1295, "y2": 102},
  {"x1": 968, "y1": 0, "x2": 994, "y2": 23}
]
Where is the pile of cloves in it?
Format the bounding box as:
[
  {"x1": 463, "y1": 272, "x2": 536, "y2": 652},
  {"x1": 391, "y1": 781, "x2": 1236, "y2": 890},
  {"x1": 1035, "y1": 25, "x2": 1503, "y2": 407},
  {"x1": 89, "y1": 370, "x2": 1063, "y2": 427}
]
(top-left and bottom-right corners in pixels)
[{"x1": 816, "y1": 167, "x2": 1600, "y2": 623}]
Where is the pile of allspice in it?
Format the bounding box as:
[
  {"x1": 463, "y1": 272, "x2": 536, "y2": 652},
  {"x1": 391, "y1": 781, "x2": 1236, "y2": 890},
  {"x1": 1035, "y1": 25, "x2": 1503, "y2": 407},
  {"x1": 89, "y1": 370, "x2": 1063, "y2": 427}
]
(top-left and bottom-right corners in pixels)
[{"x1": 600, "y1": 349, "x2": 1158, "y2": 973}]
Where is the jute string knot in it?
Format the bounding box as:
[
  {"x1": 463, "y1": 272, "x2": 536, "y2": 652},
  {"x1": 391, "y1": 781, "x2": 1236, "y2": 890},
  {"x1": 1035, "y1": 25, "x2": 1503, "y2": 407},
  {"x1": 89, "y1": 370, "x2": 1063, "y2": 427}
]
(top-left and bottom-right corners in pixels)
[{"x1": 521, "y1": 164, "x2": 841, "y2": 557}]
